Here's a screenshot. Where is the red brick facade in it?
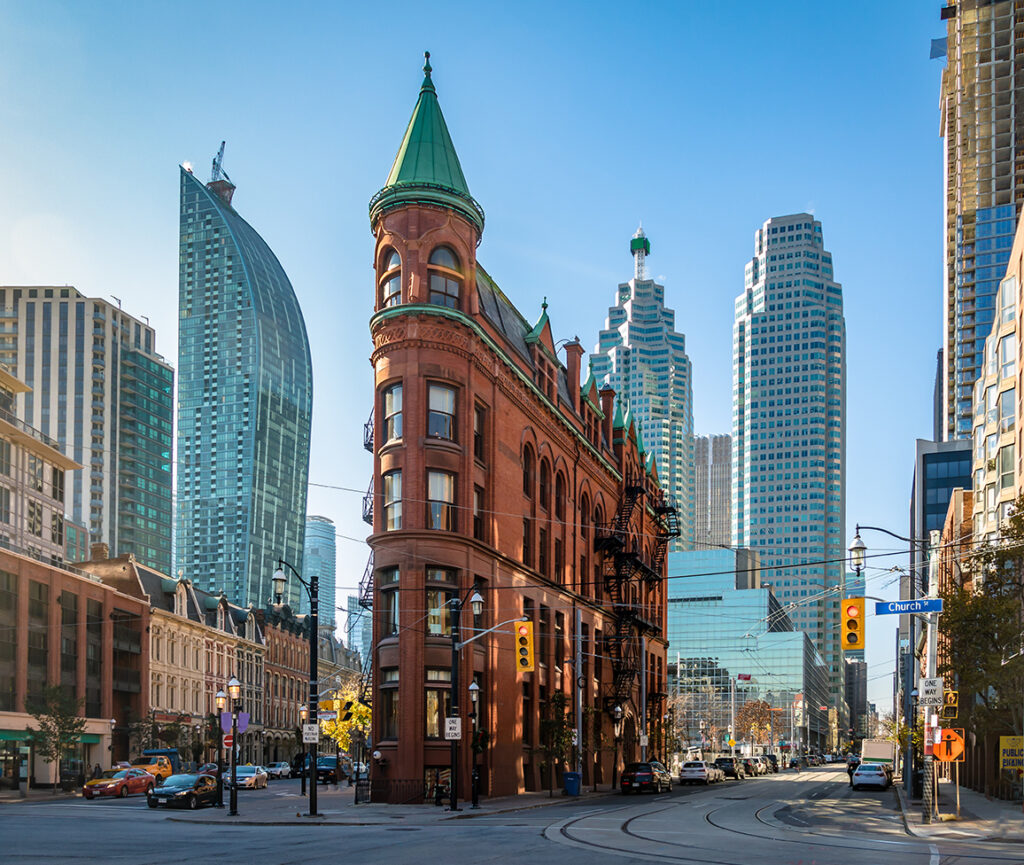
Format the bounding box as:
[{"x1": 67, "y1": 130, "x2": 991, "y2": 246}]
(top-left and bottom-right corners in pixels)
[{"x1": 366, "y1": 177, "x2": 674, "y2": 800}]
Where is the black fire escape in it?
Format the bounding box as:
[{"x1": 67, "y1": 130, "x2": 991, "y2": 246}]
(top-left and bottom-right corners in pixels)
[{"x1": 594, "y1": 471, "x2": 680, "y2": 714}]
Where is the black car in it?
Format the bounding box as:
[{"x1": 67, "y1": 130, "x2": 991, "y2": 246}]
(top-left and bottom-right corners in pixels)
[
  {"x1": 620, "y1": 761, "x2": 673, "y2": 793},
  {"x1": 147, "y1": 773, "x2": 218, "y2": 809},
  {"x1": 714, "y1": 756, "x2": 746, "y2": 780},
  {"x1": 764, "y1": 754, "x2": 779, "y2": 773},
  {"x1": 316, "y1": 756, "x2": 344, "y2": 784}
]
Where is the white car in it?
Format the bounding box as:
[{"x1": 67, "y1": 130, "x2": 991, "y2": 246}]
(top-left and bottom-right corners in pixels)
[
  {"x1": 228, "y1": 765, "x2": 268, "y2": 789},
  {"x1": 265, "y1": 762, "x2": 291, "y2": 779},
  {"x1": 851, "y1": 763, "x2": 890, "y2": 791},
  {"x1": 679, "y1": 760, "x2": 720, "y2": 785}
]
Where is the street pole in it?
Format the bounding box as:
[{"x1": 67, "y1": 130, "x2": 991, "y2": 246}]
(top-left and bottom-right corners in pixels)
[
  {"x1": 228, "y1": 683, "x2": 240, "y2": 816},
  {"x1": 216, "y1": 720, "x2": 224, "y2": 806},
  {"x1": 640, "y1": 636, "x2": 647, "y2": 762},
  {"x1": 450, "y1": 596, "x2": 462, "y2": 811},
  {"x1": 922, "y1": 530, "x2": 940, "y2": 824},
  {"x1": 575, "y1": 607, "x2": 583, "y2": 776},
  {"x1": 730, "y1": 676, "x2": 735, "y2": 757}
]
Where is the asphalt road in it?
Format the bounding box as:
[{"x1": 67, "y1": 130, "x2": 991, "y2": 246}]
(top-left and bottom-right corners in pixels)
[{"x1": 1, "y1": 767, "x2": 1020, "y2": 864}]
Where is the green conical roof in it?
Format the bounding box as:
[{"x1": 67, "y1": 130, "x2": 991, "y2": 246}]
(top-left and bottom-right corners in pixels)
[
  {"x1": 369, "y1": 53, "x2": 485, "y2": 234},
  {"x1": 613, "y1": 399, "x2": 626, "y2": 431}
]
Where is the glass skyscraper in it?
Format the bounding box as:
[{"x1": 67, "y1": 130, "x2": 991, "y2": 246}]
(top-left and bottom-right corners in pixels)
[
  {"x1": 177, "y1": 162, "x2": 312, "y2": 610},
  {"x1": 695, "y1": 434, "x2": 731, "y2": 549},
  {"x1": 939, "y1": 2, "x2": 1024, "y2": 440},
  {"x1": 302, "y1": 515, "x2": 336, "y2": 631},
  {"x1": 0, "y1": 286, "x2": 173, "y2": 571},
  {"x1": 732, "y1": 213, "x2": 846, "y2": 718},
  {"x1": 590, "y1": 227, "x2": 694, "y2": 548},
  {"x1": 666, "y1": 550, "x2": 831, "y2": 754}
]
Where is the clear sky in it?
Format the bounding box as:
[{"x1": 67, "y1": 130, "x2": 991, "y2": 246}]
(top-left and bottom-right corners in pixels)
[{"x1": 0, "y1": 1, "x2": 949, "y2": 715}]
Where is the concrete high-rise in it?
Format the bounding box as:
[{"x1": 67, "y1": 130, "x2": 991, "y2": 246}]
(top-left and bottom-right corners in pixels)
[
  {"x1": 302, "y1": 515, "x2": 336, "y2": 631},
  {"x1": 939, "y1": 2, "x2": 1024, "y2": 440},
  {"x1": 176, "y1": 153, "x2": 312, "y2": 610},
  {"x1": 591, "y1": 228, "x2": 695, "y2": 548},
  {"x1": 732, "y1": 213, "x2": 847, "y2": 715},
  {"x1": 0, "y1": 286, "x2": 173, "y2": 571},
  {"x1": 694, "y1": 434, "x2": 730, "y2": 549}
]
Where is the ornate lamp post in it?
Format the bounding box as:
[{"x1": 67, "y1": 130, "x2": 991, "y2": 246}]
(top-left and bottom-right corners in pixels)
[
  {"x1": 468, "y1": 681, "x2": 480, "y2": 809},
  {"x1": 227, "y1": 676, "x2": 241, "y2": 816},
  {"x1": 108, "y1": 718, "x2": 116, "y2": 765},
  {"x1": 272, "y1": 560, "x2": 320, "y2": 818},
  {"x1": 298, "y1": 705, "x2": 308, "y2": 796},
  {"x1": 612, "y1": 705, "x2": 623, "y2": 789},
  {"x1": 215, "y1": 689, "x2": 226, "y2": 806}
]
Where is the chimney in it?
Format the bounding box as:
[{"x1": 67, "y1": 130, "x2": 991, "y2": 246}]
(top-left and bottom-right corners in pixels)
[
  {"x1": 599, "y1": 386, "x2": 615, "y2": 449},
  {"x1": 564, "y1": 340, "x2": 583, "y2": 412},
  {"x1": 90, "y1": 542, "x2": 110, "y2": 561}
]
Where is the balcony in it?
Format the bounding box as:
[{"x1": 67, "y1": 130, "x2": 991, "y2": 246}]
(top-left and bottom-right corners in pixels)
[
  {"x1": 362, "y1": 478, "x2": 373, "y2": 525},
  {"x1": 363, "y1": 408, "x2": 374, "y2": 452}
]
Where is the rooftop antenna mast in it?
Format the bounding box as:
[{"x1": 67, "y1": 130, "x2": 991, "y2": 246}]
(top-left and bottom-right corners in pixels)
[
  {"x1": 630, "y1": 223, "x2": 650, "y2": 280},
  {"x1": 210, "y1": 141, "x2": 231, "y2": 184}
]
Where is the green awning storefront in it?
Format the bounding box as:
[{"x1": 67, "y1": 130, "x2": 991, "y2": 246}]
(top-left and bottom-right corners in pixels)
[{"x1": 0, "y1": 730, "x2": 101, "y2": 743}]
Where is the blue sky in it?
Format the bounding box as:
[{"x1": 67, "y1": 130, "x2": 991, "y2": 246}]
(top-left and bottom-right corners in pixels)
[{"x1": 0, "y1": 1, "x2": 948, "y2": 714}]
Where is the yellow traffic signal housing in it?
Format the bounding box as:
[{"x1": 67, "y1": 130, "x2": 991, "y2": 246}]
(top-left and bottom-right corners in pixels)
[
  {"x1": 515, "y1": 621, "x2": 535, "y2": 672},
  {"x1": 841, "y1": 597, "x2": 865, "y2": 651}
]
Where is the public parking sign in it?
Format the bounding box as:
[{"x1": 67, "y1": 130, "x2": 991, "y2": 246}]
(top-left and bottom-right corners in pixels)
[{"x1": 919, "y1": 677, "x2": 944, "y2": 706}]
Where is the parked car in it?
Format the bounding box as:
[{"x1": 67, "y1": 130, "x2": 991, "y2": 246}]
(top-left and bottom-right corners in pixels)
[
  {"x1": 147, "y1": 773, "x2": 218, "y2": 809},
  {"x1": 620, "y1": 761, "x2": 673, "y2": 793},
  {"x1": 197, "y1": 762, "x2": 222, "y2": 777},
  {"x1": 226, "y1": 765, "x2": 268, "y2": 789},
  {"x1": 266, "y1": 762, "x2": 291, "y2": 779},
  {"x1": 739, "y1": 757, "x2": 760, "y2": 777},
  {"x1": 764, "y1": 754, "x2": 779, "y2": 773},
  {"x1": 82, "y1": 768, "x2": 156, "y2": 799},
  {"x1": 714, "y1": 756, "x2": 745, "y2": 780},
  {"x1": 679, "y1": 761, "x2": 720, "y2": 785},
  {"x1": 751, "y1": 756, "x2": 769, "y2": 775},
  {"x1": 129, "y1": 755, "x2": 173, "y2": 782},
  {"x1": 851, "y1": 763, "x2": 890, "y2": 791},
  {"x1": 316, "y1": 756, "x2": 343, "y2": 784}
]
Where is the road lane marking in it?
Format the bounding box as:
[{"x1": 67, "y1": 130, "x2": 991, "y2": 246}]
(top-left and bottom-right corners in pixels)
[{"x1": 930, "y1": 843, "x2": 940, "y2": 865}]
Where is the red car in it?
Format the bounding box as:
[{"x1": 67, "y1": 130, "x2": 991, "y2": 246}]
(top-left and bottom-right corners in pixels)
[
  {"x1": 620, "y1": 761, "x2": 673, "y2": 794},
  {"x1": 83, "y1": 768, "x2": 156, "y2": 799}
]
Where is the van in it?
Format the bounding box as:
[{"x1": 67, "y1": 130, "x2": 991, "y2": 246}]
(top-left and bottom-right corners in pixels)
[{"x1": 130, "y1": 754, "x2": 174, "y2": 781}]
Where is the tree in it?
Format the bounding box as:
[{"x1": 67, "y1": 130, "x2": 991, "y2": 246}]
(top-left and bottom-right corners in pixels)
[
  {"x1": 940, "y1": 495, "x2": 1024, "y2": 746},
  {"x1": 734, "y1": 700, "x2": 772, "y2": 745},
  {"x1": 25, "y1": 686, "x2": 87, "y2": 793},
  {"x1": 539, "y1": 691, "x2": 575, "y2": 797},
  {"x1": 319, "y1": 687, "x2": 371, "y2": 753}
]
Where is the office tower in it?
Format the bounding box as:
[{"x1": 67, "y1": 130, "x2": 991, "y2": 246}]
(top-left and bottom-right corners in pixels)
[
  {"x1": 176, "y1": 152, "x2": 312, "y2": 610},
  {"x1": 939, "y1": 2, "x2": 1024, "y2": 440},
  {"x1": 933, "y1": 349, "x2": 944, "y2": 442},
  {"x1": 0, "y1": 286, "x2": 172, "y2": 571},
  {"x1": 732, "y1": 213, "x2": 847, "y2": 716},
  {"x1": 694, "y1": 434, "x2": 731, "y2": 548},
  {"x1": 346, "y1": 594, "x2": 371, "y2": 665},
  {"x1": 591, "y1": 228, "x2": 695, "y2": 548},
  {"x1": 302, "y1": 515, "x2": 336, "y2": 630}
]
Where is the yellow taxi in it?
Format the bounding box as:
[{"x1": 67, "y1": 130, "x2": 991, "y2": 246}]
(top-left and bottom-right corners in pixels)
[{"x1": 129, "y1": 755, "x2": 173, "y2": 781}]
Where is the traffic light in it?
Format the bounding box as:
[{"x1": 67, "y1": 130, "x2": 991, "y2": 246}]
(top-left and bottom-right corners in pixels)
[
  {"x1": 841, "y1": 597, "x2": 865, "y2": 651},
  {"x1": 341, "y1": 701, "x2": 354, "y2": 722},
  {"x1": 942, "y1": 690, "x2": 958, "y2": 720},
  {"x1": 516, "y1": 621, "x2": 535, "y2": 672}
]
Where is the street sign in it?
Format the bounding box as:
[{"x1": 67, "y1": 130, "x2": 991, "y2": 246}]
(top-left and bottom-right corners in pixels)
[
  {"x1": 302, "y1": 723, "x2": 319, "y2": 743},
  {"x1": 999, "y1": 736, "x2": 1024, "y2": 770},
  {"x1": 934, "y1": 728, "x2": 965, "y2": 763},
  {"x1": 728, "y1": 738, "x2": 735, "y2": 747},
  {"x1": 444, "y1": 717, "x2": 462, "y2": 740},
  {"x1": 919, "y1": 677, "x2": 944, "y2": 706},
  {"x1": 639, "y1": 734, "x2": 649, "y2": 748},
  {"x1": 222, "y1": 733, "x2": 233, "y2": 749},
  {"x1": 320, "y1": 711, "x2": 337, "y2": 721},
  {"x1": 874, "y1": 599, "x2": 943, "y2": 616}
]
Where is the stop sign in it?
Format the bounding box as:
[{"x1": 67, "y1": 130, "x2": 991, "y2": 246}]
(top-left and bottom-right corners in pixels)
[{"x1": 223, "y1": 733, "x2": 233, "y2": 748}]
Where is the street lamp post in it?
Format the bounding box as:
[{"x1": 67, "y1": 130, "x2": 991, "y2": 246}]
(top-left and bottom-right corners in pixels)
[
  {"x1": 215, "y1": 689, "x2": 226, "y2": 807},
  {"x1": 468, "y1": 681, "x2": 480, "y2": 809},
  {"x1": 108, "y1": 718, "x2": 116, "y2": 766},
  {"x1": 612, "y1": 705, "x2": 623, "y2": 789},
  {"x1": 272, "y1": 559, "x2": 320, "y2": 818},
  {"x1": 227, "y1": 676, "x2": 241, "y2": 816},
  {"x1": 448, "y1": 585, "x2": 484, "y2": 812},
  {"x1": 298, "y1": 705, "x2": 308, "y2": 796}
]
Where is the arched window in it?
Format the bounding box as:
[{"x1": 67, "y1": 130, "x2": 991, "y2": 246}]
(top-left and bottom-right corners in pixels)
[
  {"x1": 539, "y1": 460, "x2": 550, "y2": 509},
  {"x1": 554, "y1": 473, "x2": 565, "y2": 521},
  {"x1": 428, "y1": 247, "x2": 461, "y2": 308},
  {"x1": 579, "y1": 493, "x2": 590, "y2": 540},
  {"x1": 523, "y1": 446, "x2": 535, "y2": 496},
  {"x1": 381, "y1": 250, "x2": 402, "y2": 307}
]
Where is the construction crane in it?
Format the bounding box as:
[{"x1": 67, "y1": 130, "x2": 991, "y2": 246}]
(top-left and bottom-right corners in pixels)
[{"x1": 210, "y1": 141, "x2": 231, "y2": 184}]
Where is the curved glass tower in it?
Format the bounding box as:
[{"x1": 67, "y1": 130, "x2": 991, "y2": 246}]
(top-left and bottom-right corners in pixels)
[{"x1": 177, "y1": 164, "x2": 312, "y2": 610}]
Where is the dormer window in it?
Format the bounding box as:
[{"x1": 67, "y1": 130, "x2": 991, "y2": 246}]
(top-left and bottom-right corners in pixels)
[
  {"x1": 381, "y1": 250, "x2": 402, "y2": 307},
  {"x1": 428, "y1": 247, "x2": 461, "y2": 308}
]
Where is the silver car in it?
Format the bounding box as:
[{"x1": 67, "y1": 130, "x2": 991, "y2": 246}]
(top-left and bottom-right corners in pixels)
[{"x1": 265, "y1": 761, "x2": 291, "y2": 779}]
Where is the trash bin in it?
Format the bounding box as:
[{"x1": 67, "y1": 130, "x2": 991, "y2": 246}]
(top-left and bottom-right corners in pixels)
[{"x1": 563, "y1": 771, "x2": 581, "y2": 796}]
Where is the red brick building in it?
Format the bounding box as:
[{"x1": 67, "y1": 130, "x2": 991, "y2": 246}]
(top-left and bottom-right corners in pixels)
[{"x1": 363, "y1": 55, "x2": 677, "y2": 801}]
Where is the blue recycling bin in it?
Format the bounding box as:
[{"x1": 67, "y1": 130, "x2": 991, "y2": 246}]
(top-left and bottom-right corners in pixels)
[{"x1": 563, "y1": 771, "x2": 581, "y2": 796}]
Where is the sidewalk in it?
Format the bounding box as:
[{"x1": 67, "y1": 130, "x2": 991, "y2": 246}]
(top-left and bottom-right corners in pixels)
[
  {"x1": 895, "y1": 776, "x2": 1024, "y2": 842},
  {"x1": 166, "y1": 781, "x2": 619, "y2": 826},
  {"x1": 0, "y1": 787, "x2": 83, "y2": 803}
]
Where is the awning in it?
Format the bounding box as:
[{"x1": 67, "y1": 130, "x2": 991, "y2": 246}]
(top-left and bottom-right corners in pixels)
[{"x1": 0, "y1": 730, "x2": 101, "y2": 743}]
